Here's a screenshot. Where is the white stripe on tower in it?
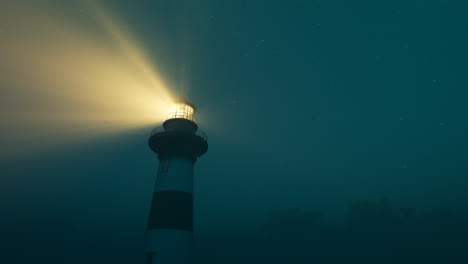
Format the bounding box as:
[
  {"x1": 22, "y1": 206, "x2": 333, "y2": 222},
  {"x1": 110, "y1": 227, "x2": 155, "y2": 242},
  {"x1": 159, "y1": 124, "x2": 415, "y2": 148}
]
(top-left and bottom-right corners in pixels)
[{"x1": 154, "y1": 157, "x2": 194, "y2": 193}]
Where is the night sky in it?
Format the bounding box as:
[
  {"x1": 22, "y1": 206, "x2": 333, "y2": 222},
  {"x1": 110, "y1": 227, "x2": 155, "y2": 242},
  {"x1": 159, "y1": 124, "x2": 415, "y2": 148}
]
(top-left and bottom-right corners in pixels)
[{"x1": 2, "y1": 0, "x2": 468, "y2": 263}]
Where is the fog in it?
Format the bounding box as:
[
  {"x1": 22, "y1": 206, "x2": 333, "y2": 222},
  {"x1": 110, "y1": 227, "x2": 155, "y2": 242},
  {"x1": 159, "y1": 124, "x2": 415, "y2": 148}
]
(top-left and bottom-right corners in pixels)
[{"x1": 1, "y1": 0, "x2": 468, "y2": 263}]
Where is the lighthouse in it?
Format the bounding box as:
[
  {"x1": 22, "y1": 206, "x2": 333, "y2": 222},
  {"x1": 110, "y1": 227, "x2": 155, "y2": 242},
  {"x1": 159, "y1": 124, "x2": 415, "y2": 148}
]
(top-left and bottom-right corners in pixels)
[{"x1": 145, "y1": 97, "x2": 208, "y2": 264}]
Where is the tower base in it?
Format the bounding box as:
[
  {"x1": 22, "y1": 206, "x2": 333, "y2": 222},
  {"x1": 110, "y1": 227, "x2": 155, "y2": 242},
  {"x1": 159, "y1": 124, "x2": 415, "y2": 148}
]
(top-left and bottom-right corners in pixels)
[{"x1": 145, "y1": 229, "x2": 193, "y2": 264}]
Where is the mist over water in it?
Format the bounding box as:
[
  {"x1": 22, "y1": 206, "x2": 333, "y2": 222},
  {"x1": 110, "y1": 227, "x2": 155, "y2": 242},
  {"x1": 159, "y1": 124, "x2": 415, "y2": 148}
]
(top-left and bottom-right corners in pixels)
[{"x1": 0, "y1": 1, "x2": 175, "y2": 159}]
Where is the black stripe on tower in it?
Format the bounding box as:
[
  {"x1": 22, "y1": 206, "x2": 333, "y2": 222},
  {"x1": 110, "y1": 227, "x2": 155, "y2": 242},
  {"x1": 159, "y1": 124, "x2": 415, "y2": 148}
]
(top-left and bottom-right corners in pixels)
[{"x1": 147, "y1": 190, "x2": 193, "y2": 231}]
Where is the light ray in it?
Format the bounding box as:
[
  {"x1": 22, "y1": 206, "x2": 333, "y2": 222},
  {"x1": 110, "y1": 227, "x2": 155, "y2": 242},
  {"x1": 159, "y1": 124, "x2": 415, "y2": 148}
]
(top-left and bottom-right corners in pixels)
[{"x1": 0, "y1": 1, "x2": 176, "y2": 159}]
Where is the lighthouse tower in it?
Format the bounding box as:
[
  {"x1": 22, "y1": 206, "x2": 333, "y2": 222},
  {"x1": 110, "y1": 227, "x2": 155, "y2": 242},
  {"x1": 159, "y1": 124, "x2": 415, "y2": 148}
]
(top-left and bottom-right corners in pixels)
[{"x1": 145, "y1": 97, "x2": 208, "y2": 264}]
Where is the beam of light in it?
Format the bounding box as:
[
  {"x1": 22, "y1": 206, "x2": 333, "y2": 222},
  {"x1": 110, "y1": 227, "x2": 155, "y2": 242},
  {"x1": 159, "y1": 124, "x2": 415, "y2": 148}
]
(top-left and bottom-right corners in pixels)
[{"x1": 0, "y1": 1, "x2": 176, "y2": 159}]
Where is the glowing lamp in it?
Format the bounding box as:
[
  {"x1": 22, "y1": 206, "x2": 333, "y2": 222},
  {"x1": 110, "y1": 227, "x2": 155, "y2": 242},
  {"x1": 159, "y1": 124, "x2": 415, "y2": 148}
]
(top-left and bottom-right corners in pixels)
[
  {"x1": 166, "y1": 97, "x2": 197, "y2": 123},
  {"x1": 163, "y1": 97, "x2": 198, "y2": 133}
]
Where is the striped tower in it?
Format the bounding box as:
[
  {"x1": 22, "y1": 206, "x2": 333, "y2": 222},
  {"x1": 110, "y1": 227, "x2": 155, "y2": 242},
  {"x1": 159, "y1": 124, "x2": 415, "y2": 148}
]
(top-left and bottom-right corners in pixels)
[{"x1": 146, "y1": 97, "x2": 208, "y2": 264}]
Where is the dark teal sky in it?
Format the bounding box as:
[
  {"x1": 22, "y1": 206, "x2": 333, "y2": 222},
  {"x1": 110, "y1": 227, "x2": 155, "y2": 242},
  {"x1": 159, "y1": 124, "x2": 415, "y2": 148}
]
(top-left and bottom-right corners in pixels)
[{"x1": 2, "y1": 0, "x2": 468, "y2": 263}]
